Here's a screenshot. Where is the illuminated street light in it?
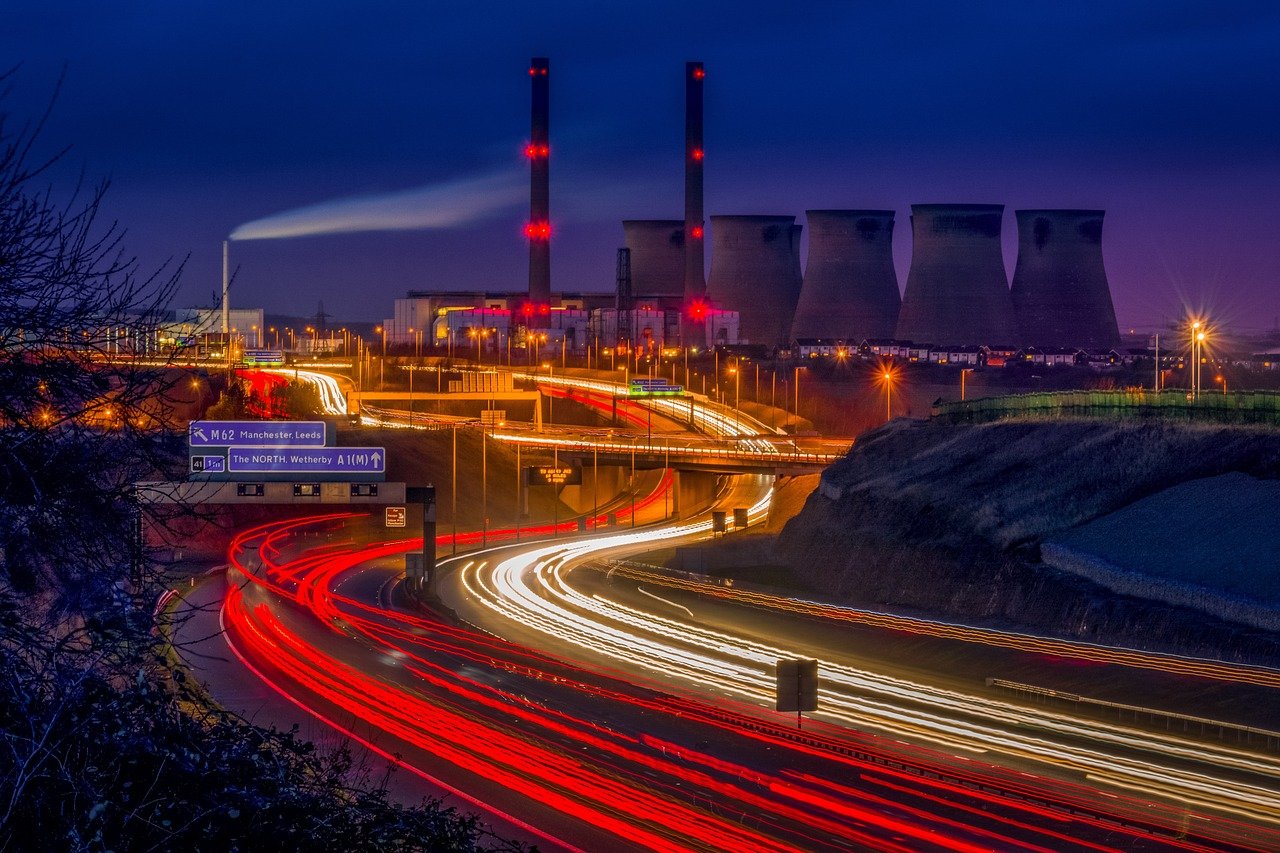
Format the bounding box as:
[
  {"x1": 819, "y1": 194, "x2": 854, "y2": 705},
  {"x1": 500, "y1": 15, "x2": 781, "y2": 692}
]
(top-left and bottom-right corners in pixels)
[
  {"x1": 960, "y1": 368, "x2": 974, "y2": 401},
  {"x1": 878, "y1": 364, "x2": 898, "y2": 423}
]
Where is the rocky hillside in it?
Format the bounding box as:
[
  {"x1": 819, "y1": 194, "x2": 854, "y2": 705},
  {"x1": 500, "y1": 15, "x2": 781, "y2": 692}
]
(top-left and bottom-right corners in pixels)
[{"x1": 771, "y1": 418, "x2": 1280, "y2": 662}]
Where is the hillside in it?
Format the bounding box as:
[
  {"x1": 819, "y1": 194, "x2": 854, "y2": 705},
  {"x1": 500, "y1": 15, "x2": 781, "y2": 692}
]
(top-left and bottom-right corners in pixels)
[{"x1": 768, "y1": 418, "x2": 1280, "y2": 662}]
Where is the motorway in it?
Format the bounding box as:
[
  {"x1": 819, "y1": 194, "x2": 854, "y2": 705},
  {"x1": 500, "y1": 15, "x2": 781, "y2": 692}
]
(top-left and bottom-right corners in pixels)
[{"x1": 178, "y1": 365, "x2": 1280, "y2": 850}]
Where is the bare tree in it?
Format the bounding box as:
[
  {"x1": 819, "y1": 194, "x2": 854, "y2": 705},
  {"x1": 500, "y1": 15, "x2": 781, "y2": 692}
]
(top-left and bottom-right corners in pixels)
[{"x1": 0, "y1": 69, "x2": 184, "y2": 599}]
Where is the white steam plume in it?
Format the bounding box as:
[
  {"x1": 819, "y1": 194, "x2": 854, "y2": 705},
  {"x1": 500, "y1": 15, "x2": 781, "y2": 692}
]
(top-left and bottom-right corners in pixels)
[{"x1": 229, "y1": 169, "x2": 525, "y2": 241}]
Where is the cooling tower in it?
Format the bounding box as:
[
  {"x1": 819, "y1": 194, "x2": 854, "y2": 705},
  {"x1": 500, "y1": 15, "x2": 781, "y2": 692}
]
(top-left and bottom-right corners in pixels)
[
  {"x1": 684, "y1": 61, "x2": 706, "y2": 304},
  {"x1": 526, "y1": 57, "x2": 551, "y2": 325},
  {"x1": 896, "y1": 204, "x2": 1016, "y2": 345},
  {"x1": 791, "y1": 210, "x2": 900, "y2": 342},
  {"x1": 1010, "y1": 210, "x2": 1120, "y2": 348},
  {"x1": 622, "y1": 220, "x2": 685, "y2": 297},
  {"x1": 706, "y1": 215, "x2": 802, "y2": 347}
]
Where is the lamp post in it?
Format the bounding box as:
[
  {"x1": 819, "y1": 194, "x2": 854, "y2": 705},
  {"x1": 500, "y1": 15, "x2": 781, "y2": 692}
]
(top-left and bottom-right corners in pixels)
[
  {"x1": 882, "y1": 369, "x2": 893, "y2": 423},
  {"x1": 1195, "y1": 330, "x2": 1206, "y2": 400},
  {"x1": 544, "y1": 362, "x2": 554, "y2": 425},
  {"x1": 794, "y1": 365, "x2": 801, "y2": 423},
  {"x1": 1189, "y1": 319, "x2": 1201, "y2": 398},
  {"x1": 960, "y1": 368, "x2": 974, "y2": 401},
  {"x1": 451, "y1": 425, "x2": 458, "y2": 555}
]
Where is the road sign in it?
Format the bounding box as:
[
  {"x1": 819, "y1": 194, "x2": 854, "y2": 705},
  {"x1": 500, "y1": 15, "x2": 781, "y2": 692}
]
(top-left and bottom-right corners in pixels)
[
  {"x1": 712, "y1": 510, "x2": 728, "y2": 533},
  {"x1": 242, "y1": 349, "x2": 285, "y2": 366},
  {"x1": 629, "y1": 378, "x2": 684, "y2": 397},
  {"x1": 385, "y1": 506, "x2": 406, "y2": 528},
  {"x1": 189, "y1": 455, "x2": 226, "y2": 474},
  {"x1": 189, "y1": 420, "x2": 327, "y2": 448},
  {"x1": 526, "y1": 465, "x2": 582, "y2": 486},
  {"x1": 226, "y1": 447, "x2": 385, "y2": 474},
  {"x1": 776, "y1": 658, "x2": 819, "y2": 714}
]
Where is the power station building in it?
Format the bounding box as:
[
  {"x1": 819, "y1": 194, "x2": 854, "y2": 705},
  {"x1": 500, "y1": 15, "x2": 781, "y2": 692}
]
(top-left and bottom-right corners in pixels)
[
  {"x1": 706, "y1": 215, "x2": 803, "y2": 347},
  {"x1": 790, "y1": 210, "x2": 900, "y2": 342},
  {"x1": 387, "y1": 57, "x2": 1124, "y2": 358},
  {"x1": 1010, "y1": 210, "x2": 1120, "y2": 349},
  {"x1": 896, "y1": 204, "x2": 1018, "y2": 346}
]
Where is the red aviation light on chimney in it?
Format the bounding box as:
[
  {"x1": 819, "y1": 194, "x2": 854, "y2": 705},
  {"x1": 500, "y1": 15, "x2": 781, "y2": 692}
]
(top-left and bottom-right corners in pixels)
[
  {"x1": 693, "y1": 67, "x2": 705, "y2": 80},
  {"x1": 524, "y1": 221, "x2": 551, "y2": 240},
  {"x1": 692, "y1": 148, "x2": 704, "y2": 161},
  {"x1": 539, "y1": 303, "x2": 550, "y2": 315},
  {"x1": 691, "y1": 225, "x2": 704, "y2": 239},
  {"x1": 521, "y1": 302, "x2": 535, "y2": 317},
  {"x1": 688, "y1": 299, "x2": 709, "y2": 321},
  {"x1": 524, "y1": 143, "x2": 550, "y2": 159},
  {"x1": 528, "y1": 67, "x2": 537, "y2": 76}
]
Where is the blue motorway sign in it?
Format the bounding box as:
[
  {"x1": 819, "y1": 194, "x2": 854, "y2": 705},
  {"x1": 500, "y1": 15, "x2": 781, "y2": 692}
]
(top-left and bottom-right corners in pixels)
[
  {"x1": 189, "y1": 420, "x2": 326, "y2": 448},
  {"x1": 227, "y1": 447, "x2": 385, "y2": 474}
]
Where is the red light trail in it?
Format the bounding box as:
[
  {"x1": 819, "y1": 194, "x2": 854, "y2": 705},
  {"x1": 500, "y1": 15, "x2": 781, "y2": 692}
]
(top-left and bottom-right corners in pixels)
[{"x1": 208, "y1": 514, "x2": 1276, "y2": 852}]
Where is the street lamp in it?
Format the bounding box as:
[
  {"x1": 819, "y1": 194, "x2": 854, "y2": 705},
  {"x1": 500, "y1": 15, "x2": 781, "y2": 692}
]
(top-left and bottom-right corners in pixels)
[
  {"x1": 1195, "y1": 330, "x2": 1206, "y2": 400},
  {"x1": 878, "y1": 364, "x2": 897, "y2": 423},
  {"x1": 960, "y1": 368, "x2": 974, "y2": 401}
]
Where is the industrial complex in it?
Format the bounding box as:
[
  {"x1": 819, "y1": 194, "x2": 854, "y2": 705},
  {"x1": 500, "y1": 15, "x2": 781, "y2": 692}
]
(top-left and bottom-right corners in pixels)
[{"x1": 362, "y1": 58, "x2": 1125, "y2": 359}]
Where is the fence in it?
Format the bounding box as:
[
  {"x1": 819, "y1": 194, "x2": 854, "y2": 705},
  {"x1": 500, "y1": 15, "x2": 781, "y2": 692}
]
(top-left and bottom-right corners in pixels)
[{"x1": 933, "y1": 389, "x2": 1280, "y2": 426}]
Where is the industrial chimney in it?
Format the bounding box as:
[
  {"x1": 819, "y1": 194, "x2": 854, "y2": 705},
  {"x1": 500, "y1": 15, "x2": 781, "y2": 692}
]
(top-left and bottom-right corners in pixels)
[
  {"x1": 526, "y1": 57, "x2": 551, "y2": 326},
  {"x1": 623, "y1": 220, "x2": 685, "y2": 297},
  {"x1": 684, "y1": 61, "x2": 706, "y2": 307},
  {"x1": 896, "y1": 204, "x2": 1017, "y2": 345},
  {"x1": 1010, "y1": 210, "x2": 1120, "y2": 349},
  {"x1": 706, "y1": 215, "x2": 803, "y2": 347},
  {"x1": 791, "y1": 210, "x2": 900, "y2": 342}
]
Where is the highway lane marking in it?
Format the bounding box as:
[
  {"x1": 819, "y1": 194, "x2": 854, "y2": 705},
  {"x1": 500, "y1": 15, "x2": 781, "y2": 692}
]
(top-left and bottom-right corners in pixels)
[{"x1": 635, "y1": 586, "x2": 694, "y2": 618}]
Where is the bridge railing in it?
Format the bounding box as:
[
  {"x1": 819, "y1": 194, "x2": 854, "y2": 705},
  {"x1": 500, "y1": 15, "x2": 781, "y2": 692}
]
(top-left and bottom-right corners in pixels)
[
  {"x1": 488, "y1": 433, "x2": 840, "y2": 467},
  {"x1": 933, "y1": 389, "x2": 1280, "y2": 426}
]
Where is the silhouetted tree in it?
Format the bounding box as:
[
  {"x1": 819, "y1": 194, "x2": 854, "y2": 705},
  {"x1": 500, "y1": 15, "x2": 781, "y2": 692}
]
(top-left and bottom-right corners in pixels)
[{"x1": 0, "y1": 73, "x2": 528, "y2": 852}]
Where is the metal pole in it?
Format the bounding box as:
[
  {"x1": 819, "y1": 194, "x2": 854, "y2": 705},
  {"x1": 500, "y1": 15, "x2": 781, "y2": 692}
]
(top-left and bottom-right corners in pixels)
[
  {"x1": 221, "y1": 240, "x2": 229, "y2": 335},
  {"x1": 451, "y1": 426, "x2": 457, "y2": 554},
  {"x1": 515, "y1": 442, "x2": 521, "y2": 542},
  {"x1": 593, "y1": 444, "x2": 598, "y2": 529},
  {"x1": 481, "y1": 428, "x2": 487, "y2": 547}
]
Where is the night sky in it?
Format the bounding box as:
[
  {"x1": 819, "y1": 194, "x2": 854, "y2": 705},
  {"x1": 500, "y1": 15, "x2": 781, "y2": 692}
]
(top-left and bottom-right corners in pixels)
[{"x1": 6, "y1": 2, "x2": 1280, "y2": 332}]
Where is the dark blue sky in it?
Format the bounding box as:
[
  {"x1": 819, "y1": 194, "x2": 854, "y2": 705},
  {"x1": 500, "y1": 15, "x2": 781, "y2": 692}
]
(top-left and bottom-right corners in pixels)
[{"x1": 7, "y1": 2, "x2": 1280, "y2": 331}]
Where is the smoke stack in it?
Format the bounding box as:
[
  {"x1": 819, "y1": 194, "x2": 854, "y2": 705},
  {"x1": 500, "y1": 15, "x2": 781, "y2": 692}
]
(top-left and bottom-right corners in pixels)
[
  {"x1": 896, "y1": 204, "x2": 1016, "y2": 345},
  {"x1": 623, "y1": 220, "x2": 684, "y2": 297},
  {"x1": 706, "y1": 215, "x2": 802, "y2": 347},
  {"x1": 1011, "y1": 210, "x2": 1120, "y2": 348},
  {"x1": 791, "y1": 211, "x2": 900, "y2": 342},
  {"x1": 221, "y1": 240, "x2": 229, "y2": 335},
  {"x1": 684, "y1": 62, "x2": 706, "y2": 310},
  {"x1": 526, "y1": 57, "x2": 551, "y2": 326}
]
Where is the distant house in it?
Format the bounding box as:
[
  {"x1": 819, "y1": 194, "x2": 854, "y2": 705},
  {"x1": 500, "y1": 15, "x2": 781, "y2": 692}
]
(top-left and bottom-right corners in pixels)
[
  {"x1": 1083, "y1": 349, "x2": 1123, "y2": 369},
  {"x1": 929, "y1": 345, "x2": 983, "y2": 366},
  {"x1": 1249, "y1": 350, "x2": 1280, "y2": 370},
  {"x1": 1023, "y1": 346, "x2": 1083, "y2": 367},
  {"x1": 863, "y1": 339, "x2": 913, "y2": 359},
  {"x1": 794, "y1": 338, "x2": 844, "y2": 358},
  {"x1": 907, "y1": 343, "x2": 933, "y2": 362},
  {"x1": 1121, "y1": 347, "x2": 1151, "y2": 366},
  {"x1": 983, "y1": 345, "x2": 1020, "y2": 368}
]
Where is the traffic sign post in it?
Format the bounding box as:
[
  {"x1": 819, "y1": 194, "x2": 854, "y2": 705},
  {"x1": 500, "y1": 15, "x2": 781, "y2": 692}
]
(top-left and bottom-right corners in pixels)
[
  {"x1": 189, "y1": 420, "x2": 327, "y2": 447},
  {"x1": 776, "y1": 658, "x2": 819, "y2": 729},
  {"x1": 226, "y1": 447, "x2": 384, "y2": 474}
]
